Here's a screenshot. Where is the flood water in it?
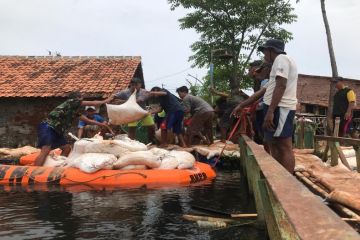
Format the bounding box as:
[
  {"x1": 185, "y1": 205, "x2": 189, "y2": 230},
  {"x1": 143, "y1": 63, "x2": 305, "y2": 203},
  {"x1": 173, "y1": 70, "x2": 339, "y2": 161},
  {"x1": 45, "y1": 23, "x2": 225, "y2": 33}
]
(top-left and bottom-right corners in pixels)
[{"x1": 0, "y1": 170, "x2": 266, "y2": 240}]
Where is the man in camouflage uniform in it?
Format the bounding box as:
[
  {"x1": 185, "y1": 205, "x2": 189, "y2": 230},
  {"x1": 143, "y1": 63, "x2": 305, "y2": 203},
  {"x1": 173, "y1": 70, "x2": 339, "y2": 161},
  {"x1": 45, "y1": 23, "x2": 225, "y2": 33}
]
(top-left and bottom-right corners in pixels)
[{"x1": 34, "y1": 92, "x2": 114, "y2": 166}]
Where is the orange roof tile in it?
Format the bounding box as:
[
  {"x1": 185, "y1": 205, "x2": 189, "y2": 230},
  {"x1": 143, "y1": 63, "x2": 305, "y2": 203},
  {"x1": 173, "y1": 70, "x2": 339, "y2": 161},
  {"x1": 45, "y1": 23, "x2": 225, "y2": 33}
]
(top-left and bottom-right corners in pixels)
[{"x1": 0, "y1": 56, "x2": 142, "y2": 98}]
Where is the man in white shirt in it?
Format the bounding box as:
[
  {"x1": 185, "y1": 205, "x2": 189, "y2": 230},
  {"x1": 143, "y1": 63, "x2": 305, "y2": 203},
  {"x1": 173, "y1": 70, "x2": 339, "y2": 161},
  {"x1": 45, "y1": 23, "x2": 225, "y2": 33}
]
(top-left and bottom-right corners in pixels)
[{"x1": 232, "y1": 39, "x2": 298, "y2": 173}]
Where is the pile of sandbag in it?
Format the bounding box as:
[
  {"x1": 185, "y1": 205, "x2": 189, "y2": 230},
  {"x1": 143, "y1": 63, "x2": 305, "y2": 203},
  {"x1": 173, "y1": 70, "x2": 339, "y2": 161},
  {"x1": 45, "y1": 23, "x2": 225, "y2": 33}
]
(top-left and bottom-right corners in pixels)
[
  {"x1": 44, "y1": 135, "x2": 196, "y2": 173},
  {"x1": 0, "y1": 146, "x2": 39, "y2": 160},
  {"x1": 294, "y1": 150, "x2": 360, "y2": 212},
  {"x1": 193, "y1": 141, "x2": 240, "y2": 159}
]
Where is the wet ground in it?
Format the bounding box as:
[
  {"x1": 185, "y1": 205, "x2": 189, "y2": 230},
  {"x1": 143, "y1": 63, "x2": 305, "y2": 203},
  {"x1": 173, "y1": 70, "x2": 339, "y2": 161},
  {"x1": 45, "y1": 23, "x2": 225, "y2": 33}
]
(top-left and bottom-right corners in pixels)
[{"x1": 0, "y1": 170, "x2": 266, "y2": 240}]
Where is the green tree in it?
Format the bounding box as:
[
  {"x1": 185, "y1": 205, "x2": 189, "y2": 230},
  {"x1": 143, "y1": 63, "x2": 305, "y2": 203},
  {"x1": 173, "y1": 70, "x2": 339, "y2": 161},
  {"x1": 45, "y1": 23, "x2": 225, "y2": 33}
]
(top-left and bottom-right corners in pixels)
[{"x1": 168, "y1": 0, "x2": 297, "y2": 95}]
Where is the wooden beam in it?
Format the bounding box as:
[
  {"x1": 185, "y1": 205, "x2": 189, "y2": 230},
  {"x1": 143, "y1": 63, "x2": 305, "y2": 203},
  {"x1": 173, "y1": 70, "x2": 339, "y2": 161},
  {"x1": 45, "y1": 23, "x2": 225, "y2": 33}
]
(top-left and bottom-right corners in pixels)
[
  {"x1": 239, "y1": 135, "x2": 360, "y2": 240},
  {"x1": 355, "y1": 146, "x2": 360, "y2": 173},
  {"x1": 314, "y1": 135, "x2": 360, "y2": 146}
]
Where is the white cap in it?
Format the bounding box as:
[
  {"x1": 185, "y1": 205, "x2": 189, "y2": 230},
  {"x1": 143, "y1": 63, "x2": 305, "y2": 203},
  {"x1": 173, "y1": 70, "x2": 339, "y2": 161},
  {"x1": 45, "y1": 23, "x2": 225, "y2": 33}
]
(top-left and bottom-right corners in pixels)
[{"x1": 85, "y1": 106, "x2": 96, "y2": 111}]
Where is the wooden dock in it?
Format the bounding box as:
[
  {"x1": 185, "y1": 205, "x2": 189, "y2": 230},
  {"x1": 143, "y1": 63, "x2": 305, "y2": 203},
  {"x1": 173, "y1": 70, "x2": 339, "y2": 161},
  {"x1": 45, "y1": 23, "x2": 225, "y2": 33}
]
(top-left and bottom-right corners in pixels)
[{"x1": 239, "y1": 135, "x2": 360, "y2": 240}]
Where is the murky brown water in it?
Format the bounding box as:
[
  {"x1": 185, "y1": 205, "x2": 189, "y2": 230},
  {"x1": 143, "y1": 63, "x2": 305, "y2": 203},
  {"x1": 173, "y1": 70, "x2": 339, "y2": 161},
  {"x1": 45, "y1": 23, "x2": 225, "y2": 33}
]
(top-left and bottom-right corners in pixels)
[{"x1": 0, "y1": 170, "x2": 266, "y2": 240}]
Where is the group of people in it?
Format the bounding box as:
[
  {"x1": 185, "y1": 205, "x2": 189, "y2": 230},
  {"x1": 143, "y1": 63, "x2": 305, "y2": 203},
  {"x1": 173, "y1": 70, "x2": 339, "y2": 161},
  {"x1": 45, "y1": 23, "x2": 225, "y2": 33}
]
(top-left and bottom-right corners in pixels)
[
  {"x1": 36, "y1": 38, "x2": 357, "y2": 175},
  {"x1": 34, "y1": 76, "x2": 217, "y2": 165}
]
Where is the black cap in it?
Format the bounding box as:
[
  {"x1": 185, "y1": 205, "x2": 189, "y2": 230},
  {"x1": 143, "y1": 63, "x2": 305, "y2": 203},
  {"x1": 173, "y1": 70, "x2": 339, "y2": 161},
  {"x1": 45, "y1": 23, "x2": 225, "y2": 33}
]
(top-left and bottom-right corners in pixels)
[
  {"x1": 130, "y1": 77, "x2": 142, "y2": 84},
  {"x1": 257, "y1": 39, "x2": 286, "y2": 54}
]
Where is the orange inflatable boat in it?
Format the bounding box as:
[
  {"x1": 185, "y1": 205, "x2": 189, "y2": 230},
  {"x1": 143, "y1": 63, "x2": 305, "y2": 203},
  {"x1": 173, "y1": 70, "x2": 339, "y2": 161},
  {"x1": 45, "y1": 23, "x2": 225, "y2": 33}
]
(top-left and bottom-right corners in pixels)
[{"x1": 0, "y1": 162, "x2": 216, "y2": 189}]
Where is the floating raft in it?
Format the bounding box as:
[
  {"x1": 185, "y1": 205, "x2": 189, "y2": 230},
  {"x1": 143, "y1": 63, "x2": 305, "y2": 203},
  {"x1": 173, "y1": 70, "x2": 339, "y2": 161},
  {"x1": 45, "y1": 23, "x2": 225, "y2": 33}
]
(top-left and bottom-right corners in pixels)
[{"x1": 0, "y1": 162, "x2": 216, "y2": 189}]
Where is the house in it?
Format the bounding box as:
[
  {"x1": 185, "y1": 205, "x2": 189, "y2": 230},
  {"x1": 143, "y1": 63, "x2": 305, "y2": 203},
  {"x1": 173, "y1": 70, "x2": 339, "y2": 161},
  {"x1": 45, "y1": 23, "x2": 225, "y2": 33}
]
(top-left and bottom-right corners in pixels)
[
  {"x1": 0, "y1": 56, "x2": 144, "y2": 147},
  {"x1": 297, "y1": 74, "x2": 360, "y2": 116}
]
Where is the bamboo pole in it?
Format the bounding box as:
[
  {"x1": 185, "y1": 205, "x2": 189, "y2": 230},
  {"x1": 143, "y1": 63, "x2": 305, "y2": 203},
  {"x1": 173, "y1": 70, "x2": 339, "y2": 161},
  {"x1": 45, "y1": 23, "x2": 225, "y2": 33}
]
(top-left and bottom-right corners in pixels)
[
  {"x1": 295, "y1": 172, "x2": 360, "y2": 221},
  {"x1": 355, "y1": 146, "x2": 360, "y2": 173},
  {"x1": 183, "y1": 214, "x2": 236, "y2": 223},
  {"x1": 230, "y1": 213, "x2": 258, "y2": 218}
]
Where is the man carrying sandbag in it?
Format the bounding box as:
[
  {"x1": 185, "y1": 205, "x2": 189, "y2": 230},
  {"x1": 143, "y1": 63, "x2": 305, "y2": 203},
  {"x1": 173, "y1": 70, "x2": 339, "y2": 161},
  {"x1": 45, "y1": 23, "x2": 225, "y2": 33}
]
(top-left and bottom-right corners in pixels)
[
  {"x1": 34, "y1": 92, "x2": 114, "y2": 166},
  {"x1": 114, "y1": 78, "x2": 156, "y2": 143},
  {"x1": 176, "y1": 86, "x2": 214, "y2": 146},
  {"x1": 149, "y1": 87, "x2": 187, "y2": 147}
]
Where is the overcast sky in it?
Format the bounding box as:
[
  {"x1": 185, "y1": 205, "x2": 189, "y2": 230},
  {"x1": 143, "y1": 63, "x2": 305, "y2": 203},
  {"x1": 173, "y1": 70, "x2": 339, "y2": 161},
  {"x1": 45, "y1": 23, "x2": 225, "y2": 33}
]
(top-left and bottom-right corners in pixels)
[{"x1": 0, "y1": 0, "x2": 359, "y2": 93}]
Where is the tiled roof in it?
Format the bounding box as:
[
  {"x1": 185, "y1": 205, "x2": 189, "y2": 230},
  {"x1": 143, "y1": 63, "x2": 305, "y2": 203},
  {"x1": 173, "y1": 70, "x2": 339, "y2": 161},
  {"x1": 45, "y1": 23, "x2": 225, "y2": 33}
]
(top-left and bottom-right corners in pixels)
[
  {"x1": 0, "y1": 56, "x2": 142, "y2": 98},
  {"x1": 298, "y1": 74, "x2": 360, "y2": 108}
]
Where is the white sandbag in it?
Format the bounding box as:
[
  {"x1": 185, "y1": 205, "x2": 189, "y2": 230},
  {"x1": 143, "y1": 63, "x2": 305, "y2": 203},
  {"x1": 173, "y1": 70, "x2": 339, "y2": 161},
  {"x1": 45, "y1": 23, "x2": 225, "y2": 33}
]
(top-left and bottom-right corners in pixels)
[
  {"x1": 68, "y1": 139, "x2": 130, "y2": 159},
  {"x1": 194, "y1": 146, "x2": 221, "y2": 159},
  {"x1": 0, "y1": 146, "x2": 40, "y2": 160},
  {"x1": 169, "y1": 150, "x2": 195, "y2": 169},
  {"x1": 112, "y1": 138, "x2": 148, "y2": 152},
  {"x1": 342, "y1": 149, "x2": 355, "y2": 158},
  {"x1": 120, "y1": 165, "x2": 148, "y2": 170},
  {"x1": 113, "y1": 151, "x2": 161, "y2": 169},
  {"x1": 106, "y1": 90, "x2": 149, "y2": 125},
  {"x1": 158, "y1": 155, "x2": 179, "y2": 169},
  {"x1": 70, "y1": 153, "x2": 117, "y2": 173},
  {"x1": 149, "y1": 147, "x2": 170, "y2": 156},
  {"x1": 43, "y1": 155, "x2": 69, "y2": 168}
]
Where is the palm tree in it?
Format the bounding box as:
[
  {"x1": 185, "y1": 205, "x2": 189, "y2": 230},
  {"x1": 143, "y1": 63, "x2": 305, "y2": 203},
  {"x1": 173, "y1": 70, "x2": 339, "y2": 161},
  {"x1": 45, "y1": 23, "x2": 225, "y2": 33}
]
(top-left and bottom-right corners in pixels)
[
  {"x1": 320, "y1": 0, "x2": 339, "y2": 133},
  {"x1": 297, "y1": 0, "x2": 338, "y2": 133}
]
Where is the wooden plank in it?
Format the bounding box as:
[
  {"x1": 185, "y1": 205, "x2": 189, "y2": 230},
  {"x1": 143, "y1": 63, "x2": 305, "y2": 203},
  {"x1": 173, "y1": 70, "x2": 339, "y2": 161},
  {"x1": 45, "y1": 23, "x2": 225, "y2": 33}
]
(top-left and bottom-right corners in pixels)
[
  {"x1": 333, "y1": 117, "x2": 340, "y2": 137},
  {"x1": 315, "y1": 135, "x2": 360, "y2": 146},
  {"x1": 247, "y1": 154, "x2": 265, "y2": 226},
  {"x1": 330, "y1": 141, "x2": 338, "y2": 166},
  {"x1": 258, "y1": 179, "x2": 283, "y2": 240},
  {"x1": 299, "y1": 120, "x2": 305, "y2": 149},
  {"x1": 322, "y1": 144, "x2": 329, "y2": 162},
  {"x1": 240, "y1": 135, "x2": 360, "y2": 240},
  {"x1": 355, "y1": 146, "x2": 360, "y2": 173}
]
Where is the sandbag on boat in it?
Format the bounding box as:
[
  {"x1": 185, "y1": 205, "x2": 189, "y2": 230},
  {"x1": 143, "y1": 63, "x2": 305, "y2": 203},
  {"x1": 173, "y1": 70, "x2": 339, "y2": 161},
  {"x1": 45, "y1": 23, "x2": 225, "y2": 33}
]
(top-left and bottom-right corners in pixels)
[
  {"x1": 120, "y1": 165, "x2": 148, "y2": 170},
  {"x1": 113, "y1": 151, "x2": 161, "y2": 169},
  {"x1": 157, "y1": 150, "x2": 195, "y2": 169},
  {"x1": 169, "y1": 150, "x2": 195, "y2": 169},
  {"x1": 70, "y1": 153, "x2": 117, "y2": 173},
  {"x1": 43, "y1": 154, "x2": 69, "y2": 168},
  {"x1": 158, "y1": 155, "x2": 179, "y2": 169},
  {"x1": 0, "y1": 146, "x2": 40, "y2": 160},
  {"x1": 113, "y1": 135, "x2": 148, "y2": 152},
  {"x1": 68, "y1": 139, "x2": 130, "y2": 159},
  {"x1": 149, "y1": 147, "x2": 169, "y2": 156},
  {"x1": 106, "y1": 90, "x2": 149, "y2": 125}
]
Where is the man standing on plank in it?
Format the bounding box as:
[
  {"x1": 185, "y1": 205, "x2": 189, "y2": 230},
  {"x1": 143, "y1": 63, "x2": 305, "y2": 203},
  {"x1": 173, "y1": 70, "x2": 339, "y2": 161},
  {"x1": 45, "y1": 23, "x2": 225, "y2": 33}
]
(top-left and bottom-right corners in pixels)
[{"x1": 232, "y1": 39, "x2": 298, "y2": 173}]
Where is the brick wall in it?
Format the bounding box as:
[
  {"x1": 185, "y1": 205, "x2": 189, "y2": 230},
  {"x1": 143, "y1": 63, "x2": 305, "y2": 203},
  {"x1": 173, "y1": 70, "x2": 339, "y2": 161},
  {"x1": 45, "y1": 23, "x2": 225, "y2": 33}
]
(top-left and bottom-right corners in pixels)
[{"x1": 0, "y1": 97, "x2": 75, "y2": 147}]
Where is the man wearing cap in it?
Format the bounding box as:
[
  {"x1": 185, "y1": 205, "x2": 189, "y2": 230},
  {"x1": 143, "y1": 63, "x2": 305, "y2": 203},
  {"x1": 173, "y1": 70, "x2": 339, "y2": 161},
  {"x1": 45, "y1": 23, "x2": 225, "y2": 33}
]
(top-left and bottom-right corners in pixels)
[
  {"x1": 115, "y1": 77, "x2": 155, "y2": 143},
  {"x1": 232, "y1": 39, "x2": 298, "y2": 173},
  {"x1": 77, "y1": 106, "x2": 113, "y2": 138}
]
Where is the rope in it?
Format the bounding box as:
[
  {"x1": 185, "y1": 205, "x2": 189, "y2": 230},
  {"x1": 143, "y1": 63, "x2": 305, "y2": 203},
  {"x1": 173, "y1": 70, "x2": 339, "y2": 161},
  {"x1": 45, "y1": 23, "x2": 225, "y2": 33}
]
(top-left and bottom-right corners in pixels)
[
  {"x1": 1, "y1": 170, "x2": 147, "y2": 184},
  {"x1": 212, "y1": 108, "x2": 250, "y2": 167}
]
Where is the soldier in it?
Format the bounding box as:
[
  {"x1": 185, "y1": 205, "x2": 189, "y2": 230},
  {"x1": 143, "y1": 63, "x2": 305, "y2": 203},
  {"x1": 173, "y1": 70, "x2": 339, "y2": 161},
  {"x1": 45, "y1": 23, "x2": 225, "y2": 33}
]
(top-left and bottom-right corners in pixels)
[{"x1": 34, "y1": 92, "x2": 114, "y2": 166}]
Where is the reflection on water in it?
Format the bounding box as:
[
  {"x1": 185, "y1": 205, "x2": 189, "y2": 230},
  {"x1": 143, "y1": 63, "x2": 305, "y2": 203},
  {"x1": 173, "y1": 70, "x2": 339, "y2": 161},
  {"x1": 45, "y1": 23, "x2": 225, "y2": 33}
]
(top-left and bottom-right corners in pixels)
[{"x1": 0, "y1": 171, "x2": 266, "y2": 240}]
